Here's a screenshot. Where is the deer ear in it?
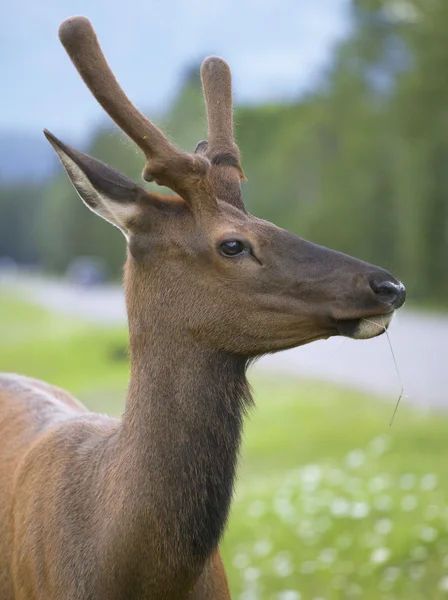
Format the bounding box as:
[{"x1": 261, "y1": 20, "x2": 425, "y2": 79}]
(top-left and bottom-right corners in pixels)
[{"x1": 44, "y1": 129, "x2": 145, "y2": 237}]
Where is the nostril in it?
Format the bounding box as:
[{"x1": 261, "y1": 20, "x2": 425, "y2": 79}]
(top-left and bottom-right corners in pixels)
[
  {"x1": 369, "y1": 278, "x2": 406, "y2": 308},
  {"x1": 371, "y1": 280, "x2": 397, "y2": 297}
]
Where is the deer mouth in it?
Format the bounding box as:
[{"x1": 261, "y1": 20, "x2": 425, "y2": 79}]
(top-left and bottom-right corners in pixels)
[{"x1": 335, "y1": 311, "x2": 395, "y2": 340}]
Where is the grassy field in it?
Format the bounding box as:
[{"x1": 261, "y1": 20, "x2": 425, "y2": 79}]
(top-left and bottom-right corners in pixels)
[{"x1": 1, "y1": 293, "x2": 448, "y2": 599}]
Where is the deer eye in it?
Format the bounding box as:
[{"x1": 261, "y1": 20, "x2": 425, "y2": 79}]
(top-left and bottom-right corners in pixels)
[{"x1": 219, "y1": 240, "x2": 246, "y2": 257}]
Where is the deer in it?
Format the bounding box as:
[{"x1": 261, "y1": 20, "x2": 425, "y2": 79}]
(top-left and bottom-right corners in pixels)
[{"x1": 0, "y1": 15, "x2": 406, "y2": 600}]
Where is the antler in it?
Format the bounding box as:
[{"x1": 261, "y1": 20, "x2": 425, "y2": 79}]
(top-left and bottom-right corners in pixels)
[
  {"x1": 58, "y1": 17, "x2": 207, "y2": 193},
  {"x1": 200, "y1": 57, "x2": 244, "y2": 178}
]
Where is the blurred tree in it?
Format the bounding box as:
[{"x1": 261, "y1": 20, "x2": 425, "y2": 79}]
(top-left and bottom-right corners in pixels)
[
  {"x1": 392, "y1": 0, "x2": 448, "y2": 300},
  {"x1": 0, "y1": 184, "x2": 41, "y2": 265}
]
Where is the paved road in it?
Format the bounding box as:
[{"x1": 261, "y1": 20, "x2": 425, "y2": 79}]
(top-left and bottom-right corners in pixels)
[{"x1": 2, "y1": 273, "x2": 447, "y2": 409}]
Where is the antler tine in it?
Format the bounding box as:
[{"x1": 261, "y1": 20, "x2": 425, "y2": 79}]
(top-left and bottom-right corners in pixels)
[
  {"x1": 200, "y1": 57, "x2": 243, "y2": 176},
  {"x1": 59, "y1": 17, "x2": 200, "y2": 188}
]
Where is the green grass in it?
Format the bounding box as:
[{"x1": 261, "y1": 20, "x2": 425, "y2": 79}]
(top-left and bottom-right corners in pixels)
[
  {"x1": 0, "y1": 292, "x2": 129, "y2": 412},
  {"x1": 1, "y1": 293, "x2": 448, "y2": 599},
  {"x1": 222, "y1": 379, "x2": 448, "y2": 599}
]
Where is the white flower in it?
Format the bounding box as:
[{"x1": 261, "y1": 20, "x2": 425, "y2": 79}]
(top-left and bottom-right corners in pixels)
[
  {"x1": 425, "y1": 504, "x2": 439, "y2": 520},
  {"x1": 273, "y1": 552, "x2": 294, "y2": 577},
  {"x1": 330, "y1": 498, "x2": 350, "y2": 517},
  {"x1": 301, "y1": 465, "x2": 322, "y2": 482},
  {"x1": 274, "y1": 496, "x2": 296, "y2": 522},
  {"x1": 253, "y1": 539, "x2": 272, "y2": 557},
  {"x1": 336, "y1": 534, "x2": 353, "y2": 549},
  {"x1": 244, "y1": 567, "x2": 260, "y2": 582},
  {"x1": 247, "y1": 500, "x2": 266, "y2": 518},
  {"x1": 347, "y1": 582, "x2": 363, "y2": 596},
  {"x1": 419, "y1": 526, "x2": 438, "y2": 543},
  {"x1": 421, "y1": 473, "x2": 438, "y2": 491},
  {"x1": 277, "y1": 591, "x2": 301, "y2": 600},
  {"x1": 345, "y1": 449, "x2": 365, "y2": 469},
  {"x1": 399, "y1": 473, "x2": 416, "y2": 490},
  {"x1": 367, "y1": 434, "x2": 391, "y2": 456},
  {"x1": 233, "y1": 554, "x2": 250, "y2": 569},
  {"x1": 401, "y1": 495, "x2": 417, "y2": 511},
  {"x1": 350, "y1": 502, "x2": 370, "y2": 519},
  {"x1": 361, "y1": 533, "x2": 383, "y2": 548},
  {"x1": 368, "y1": 474, "x2": 391, "y2": 493},
  {"x1": 374, "y1": 494, "x2": 393, "y2": 511},
  {"x1": 383, "y1": 566, "x2": 401, "y2": 581},
  {"x1": 303, "y1": 498, "x2": 319, "y2": 515},
  {"x1": 296, "y1": 520, "x2": 315, "y2": 541},
  {"x1": 301, "y1": 561, "x2": 317, "y2": 574},
  {"x1": 439, "y1": 576, "x2": 448, "y2": 591},
  {"x1": 345, "y1": 477, "x2": 363, "y2": 493},
  {"x1": 239, "y1": 590, "x2": 258, "y2": 600},
  {"x1": 319, "y1": 548, "x2": 337, "y2": 565},
  {"x1": 370, "y1": 547, "x2": 391, "y2": 564},
  {"x1": 327, "y1": 468, "x2": 346, "y2": 486},
  {"x1": 375, "y1": 518, "x2": 393, "y2": 535}
]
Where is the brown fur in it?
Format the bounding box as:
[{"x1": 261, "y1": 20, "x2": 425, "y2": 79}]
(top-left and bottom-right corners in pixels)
[{"x1": 0, "y1": 16, "x2": 406, "y2": 599}]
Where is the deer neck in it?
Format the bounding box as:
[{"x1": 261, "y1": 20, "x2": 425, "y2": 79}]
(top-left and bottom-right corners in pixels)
[{"x1": 115, "y1": 275, "x2": 251, "y2": 575}]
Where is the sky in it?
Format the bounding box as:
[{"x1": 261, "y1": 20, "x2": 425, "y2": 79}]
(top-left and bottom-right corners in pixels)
[{"x1": 2, "y1": 0, "x2": 351, "y2": 144}]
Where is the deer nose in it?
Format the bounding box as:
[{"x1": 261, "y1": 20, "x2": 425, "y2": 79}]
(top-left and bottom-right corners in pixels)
[{"x1": 369, "y1": 277, "x2": 406, "y2": 309}]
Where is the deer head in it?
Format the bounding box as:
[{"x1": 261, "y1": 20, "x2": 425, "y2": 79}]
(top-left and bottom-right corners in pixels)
[{"x1": 45, "y1": 17, "x2": 405, "y2": 358}]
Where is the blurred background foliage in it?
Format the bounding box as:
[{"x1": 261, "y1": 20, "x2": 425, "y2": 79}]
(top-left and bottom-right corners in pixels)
[{"x1": 2, "y1": 0, "x2": 448, "y2": 304}]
